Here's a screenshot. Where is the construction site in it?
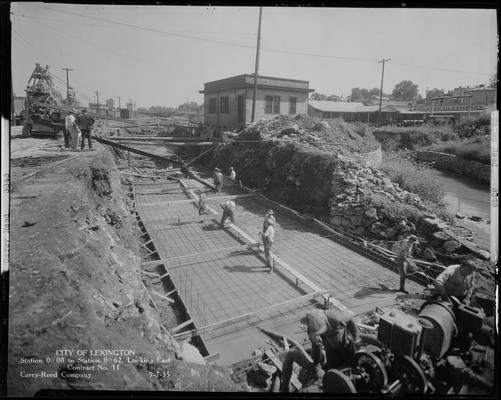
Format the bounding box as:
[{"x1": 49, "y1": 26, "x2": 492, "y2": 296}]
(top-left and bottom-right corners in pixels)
[{"x1": 4, "y1": 51, "x2": 498, "y2": 396}]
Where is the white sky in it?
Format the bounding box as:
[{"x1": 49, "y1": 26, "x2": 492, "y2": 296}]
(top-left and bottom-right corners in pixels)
[{"x1": 11, "y1": 3, "x2": 498, "y2": 108}]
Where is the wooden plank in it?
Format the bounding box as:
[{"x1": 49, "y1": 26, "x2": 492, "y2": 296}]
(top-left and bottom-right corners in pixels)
[
  {"x1": 139, "y1": 193, "x2": 254, "y2": 207},
  {"x1": 151, "y1": 290, "x2": 175, "y2": 303},
  {"x1": 203, "y1": 353, "x2": 221, "y2": 363},
  {"x1": 141, "y1": 244, "x2": 250, "y2": 269},
  {"x1": 141, "y1": 270, "x2": 161, "y2": 278},
  {"x1": 170, "y1": 318, "x2": 194, "y2": 333}
]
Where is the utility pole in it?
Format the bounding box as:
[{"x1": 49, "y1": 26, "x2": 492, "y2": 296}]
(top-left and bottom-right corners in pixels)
[
  {"x1": 118, "y1": 96, "x2": 121, "y2": 109},
  {"x1": 251, "y1": 7, "x2": 263, "y2": 123},
  {"x1": 377, "y1": 58, "x2": 390, "y2": 127},
  {"x1": 96, "y1": 90, "x2": 100, "y2": 115},
  {"x1": 62, "y1": 67, "x2": 73, "y2": 108}
]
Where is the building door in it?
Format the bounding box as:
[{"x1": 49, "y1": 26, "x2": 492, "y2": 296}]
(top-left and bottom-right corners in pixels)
[{"x1": 237, "y1": 95, "x2": 245, "y2": 124}]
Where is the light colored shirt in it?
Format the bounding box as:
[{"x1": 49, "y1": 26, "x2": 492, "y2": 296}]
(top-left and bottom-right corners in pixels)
[
  {"x1": 65, "y1": 114, "x2": 76, "y2": 130},
  {"x1": 229, "y1": 169, "x2": 236, "y2": 180},
  {"x1": 262, "y1": 224, "x2": 275, "y2": 242},
  {"x1": 223, "y1": 200, "x2": 235, "y2": 212},
  {"x1": 433, "y1": 264, "x2": 475, "y2": 299}
]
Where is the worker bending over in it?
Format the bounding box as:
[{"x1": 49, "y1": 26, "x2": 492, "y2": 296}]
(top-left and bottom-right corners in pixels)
[
  {"x1": 220, "y1": 200, "x2": 235, "y2": 228},
  {"x1": 432, "y1": 259, "x2": 476, "y2": 304},
  {"x1": 280, "y1": 309, "x2": 360, "y2": 393}
]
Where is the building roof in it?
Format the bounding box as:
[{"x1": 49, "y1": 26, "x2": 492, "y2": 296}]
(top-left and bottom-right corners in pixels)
[
  {"x1": 200, "y1": 74, "x2": 314, "y2": 94},
  {"x1": 308, "y1": 100, "x2": 364, "y2": 113}
]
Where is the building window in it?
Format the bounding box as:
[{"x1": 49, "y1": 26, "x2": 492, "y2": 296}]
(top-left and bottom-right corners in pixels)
[
  {"x1": 289, "y1": 97, "x2": 297, "y2": 115},
  {"x1": 209, "y1": 98, "x2": 217, "y2": 114},
  {"x1": 265, "y1": 95, "x2": 280, "y2": 114},
  {"x1": 220, "y1": 96, "x2": 229, "y2": 114}
]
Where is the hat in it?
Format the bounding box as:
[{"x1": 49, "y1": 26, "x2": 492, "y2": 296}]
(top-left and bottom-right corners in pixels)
[
  {"x1": 300, "y1": 310, "x2": 328, "y2": 336},
  {"x1": 230, "y1": 166, "x2": 234, "y2": 170},
  {"x1": 266, "y1": 209, "x2": 274, "y2": 215}
]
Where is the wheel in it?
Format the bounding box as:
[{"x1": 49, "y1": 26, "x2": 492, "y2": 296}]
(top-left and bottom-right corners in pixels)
[
  {"x1": 323, "y1": 369, "x2": 357, "y2": 393},
  {"x1": 354, "y1": 351, "x2": 388, "y2": 392},
  {"x1": 390, "y1": 354, "x2": 427, "y2": 394}
]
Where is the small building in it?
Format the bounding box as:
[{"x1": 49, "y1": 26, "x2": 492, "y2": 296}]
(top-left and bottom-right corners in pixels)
[
  {"x1": 199, "y1": 74, "x2": 314, "y2": 130},
  {"x1": 308, "y1": 100, "x2": 364, "y2": 121}
]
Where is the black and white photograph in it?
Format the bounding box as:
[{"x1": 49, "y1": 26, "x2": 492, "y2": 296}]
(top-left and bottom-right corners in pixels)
[{"x1": 2, "y1": 2, "x2": 498, "y2": 396}]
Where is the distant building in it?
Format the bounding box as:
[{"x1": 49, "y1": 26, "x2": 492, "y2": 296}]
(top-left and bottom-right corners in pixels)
[
  {"x1": 199, "y1": 74, "x2": 314, "y2": 130},
  {"x1": 308, "y1": 100, "x2": 364, "y2": 120},
  {"x1": 105, "y1": 98, "x2": 115, "y2": 110},
  {"x1": 126, "y1": 100, "x2": 136, "y2": 118}
]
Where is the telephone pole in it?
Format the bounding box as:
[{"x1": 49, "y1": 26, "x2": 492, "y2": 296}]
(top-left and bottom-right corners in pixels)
[
  {"x1": 377, "y1": 58, "x2": 390, "y2": 127},
  {"x1": 96, "y1": 90, "x2": 100, "y2": 115},
  {"x1": 62, "y1": 67, "x2": 73, "y2": 107},
  {"x1": 118, "y1": 96, "x2": 121, "y2": 109},
  {"x1": 251, "y1": 7, "x2": 263, "y2": 123}
]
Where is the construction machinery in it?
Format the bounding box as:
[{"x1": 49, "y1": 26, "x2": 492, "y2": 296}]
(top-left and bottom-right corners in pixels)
[
  {"x1": 321, "y1": 299, "x2": 494, "y2": 394},
  {"x1": 21, "y1": 63, "x2": 68, "y2": 137}
]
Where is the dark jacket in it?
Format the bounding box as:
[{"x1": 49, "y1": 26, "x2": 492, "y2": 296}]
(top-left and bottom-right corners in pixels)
[{"x1": 78, "y1": 114, "x2": 95, "y2": 130}]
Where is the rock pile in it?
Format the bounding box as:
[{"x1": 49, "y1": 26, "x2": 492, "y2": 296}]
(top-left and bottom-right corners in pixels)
[
  {"x1": 329, "y1": 159, "x2": 427, "y2": 240},
  {"x1": 239, "y1": 115, "x2": 378, "y2": 154}
]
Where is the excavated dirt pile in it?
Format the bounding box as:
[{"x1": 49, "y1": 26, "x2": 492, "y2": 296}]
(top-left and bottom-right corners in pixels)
[
  {"x1": 238, "y1": 115, "x2": 378, "y2": 154},
  {"x1": 8, "y1": 147, "x2": 239, "y2": 395}
]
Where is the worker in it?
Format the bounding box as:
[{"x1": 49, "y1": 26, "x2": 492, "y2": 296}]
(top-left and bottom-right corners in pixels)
[
  {"x1": 280, "y1": 309, "x2": 360, "y2": 393},
  {"x1": 228, "y1": 167, "x2": 236, "y2": 184},
  {"x1": 198, "y1": 191, "x2": 208, "y2": 216},
  {"x1": 432, "y1": 259, "x2": 477, "y2": 304},
  {"x1": 63, "y1": 112, "x2": 72, "y2": 148},
  {"x1": 259, "y1": 220, "x2": 275, "y2": 273},
  {"x1": 78, "y1": 109, "x2": 95, "y2": 150},
  {"x1": 220, "y1": 200, "x2": 235, "y2": 228},
  {"x1": 213, "y1": 167, "x2": 223, "y2": 193},
  {"x1": 395, "y1": 235, "x2": 419, "y2": 294},
  {"x1": 262, "y1": 209, "x2": 276, "y2": 232},
  {"x1": 66, "y1": 110, "x2": 81, "y2": 150}
]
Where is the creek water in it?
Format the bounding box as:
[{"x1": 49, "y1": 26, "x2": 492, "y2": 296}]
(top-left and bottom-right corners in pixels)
[{"x1": 432, "y1": 170, "x2": 490, "y2": 219}]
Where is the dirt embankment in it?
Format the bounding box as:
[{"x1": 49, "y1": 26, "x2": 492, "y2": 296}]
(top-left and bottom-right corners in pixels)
[{"x1": 8, "y1": 148, "x2": 239, "y2": 395}]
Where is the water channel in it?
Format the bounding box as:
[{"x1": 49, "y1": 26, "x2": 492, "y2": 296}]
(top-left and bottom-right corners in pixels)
[{"x1": 431, "y1": 169, "x2": 491, "y2": 250}]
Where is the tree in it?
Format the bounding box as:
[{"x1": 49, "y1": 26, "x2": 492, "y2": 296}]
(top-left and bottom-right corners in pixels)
[
  {"x1": 177, "y1": 101, "x2": 200, "y2": 113},
  {"x1": 310, "y1": 92, "x2": 327, "y2": 100},
  {"x1": 326, "y1": 94, "x2": 340, "y2": 101},
  {"x1": 426, "y1": 88, "x2": 445, "y2": 101},
  {"x1": 391, "y1": 80, "x2": 419, "y2": 101}
]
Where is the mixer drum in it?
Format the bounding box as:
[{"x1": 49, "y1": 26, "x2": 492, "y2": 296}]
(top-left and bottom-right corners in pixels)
[{"x1": 418, "y1": 301, "x2": 457, "y2": 358}]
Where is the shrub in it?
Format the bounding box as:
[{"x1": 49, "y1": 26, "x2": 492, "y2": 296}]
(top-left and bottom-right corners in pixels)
[
  {"x1": 381, "y1": 151, "x2": 445, "y2": 205},
  {"x1": 370, "y1": 193, "x2": 423, "y2": 222},
  {"x1": 374, "y1": 124, "x2": 457, "y2": 151},
  {"x1": 425, "y1": 136, "x2": 490, "y2": 164},
  {"x1": 455, "y1": 114, "x2": 491, "y2": 139}
]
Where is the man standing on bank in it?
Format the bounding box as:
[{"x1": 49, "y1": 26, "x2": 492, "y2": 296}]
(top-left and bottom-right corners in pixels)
[
  {"x1": 396, "y1": 234, "x2": 419, "y2": 294},
  {"x1": 78, "y1": 109, "x2": 95, "y2": 150}
]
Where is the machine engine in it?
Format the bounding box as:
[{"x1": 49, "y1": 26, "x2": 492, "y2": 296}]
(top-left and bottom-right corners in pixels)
[{"x1": 322, "y1": 302, "x2": 493, "y2": 394}]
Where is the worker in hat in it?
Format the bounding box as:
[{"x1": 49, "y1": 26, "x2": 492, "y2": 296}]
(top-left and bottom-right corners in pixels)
[
  {"x1": 262, "y1": 209, "x2": 276, "y2": 232},
  {"x1": 77, "y1": 108, "x2": 95, "y2": 150},
  {"x1": 213, "y1": 167, "x2": 223, "y2": 193},
  {"x1": 432, "y1": 259, "x2": 477, "y2": 304},
  {"x1": 280, "y1": 309, "x2": 360, "y2": 393},
  {"x1": 220, "y1": 199, "x2": 236, "y2": 228},
  {"x1": 198, "y1": 190, "x2": 208, "y2": 216},
  {"x1": 228, "y1": 166, "x2": 236, "y2": 183},
  {"x1": 395, "y1": 234, "x2": 419, "y2": 294},
  {"x1": 65, "y1": 110, "x2": 81, "y2": 150}
]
